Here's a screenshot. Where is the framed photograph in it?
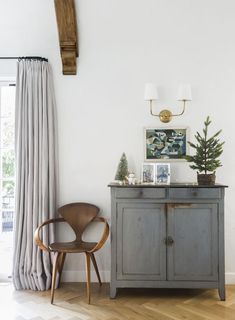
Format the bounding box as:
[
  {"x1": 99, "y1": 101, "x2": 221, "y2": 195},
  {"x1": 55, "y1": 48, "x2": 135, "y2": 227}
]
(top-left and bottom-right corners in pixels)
[
  {"x1": 144, "y1": 127, "x2": 189, "y2": 161},
  {"x1": 142, "y1": 163, "x2": 155, "y2": 184},
  {"x1": 155, "y1": 163, "x2": 171, "y2": 184}
]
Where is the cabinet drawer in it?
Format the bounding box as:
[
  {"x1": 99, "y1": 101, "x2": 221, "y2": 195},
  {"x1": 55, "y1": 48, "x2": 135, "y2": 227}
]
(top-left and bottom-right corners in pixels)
[
  {"x1": 115, "y1": 188, "x2": 166, "y2": 199},
  {"x1": 169, "y1": 188, "x2": 221, "y2": 199}
]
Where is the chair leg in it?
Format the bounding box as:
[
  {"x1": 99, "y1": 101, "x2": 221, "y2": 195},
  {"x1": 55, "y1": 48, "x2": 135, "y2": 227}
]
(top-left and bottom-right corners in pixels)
[
  {"x1": 90, "y1": 253, "x2": 102, "y2": 286},
  {"x1": 57, "y1": 253, "x2": 66, "y2": 287},
  {"x1": 85, "y1": 252, "x2": 91, "y2": 304},
  {"x1": 51, "y1": 252, "x2": 61, "y2": 304}
]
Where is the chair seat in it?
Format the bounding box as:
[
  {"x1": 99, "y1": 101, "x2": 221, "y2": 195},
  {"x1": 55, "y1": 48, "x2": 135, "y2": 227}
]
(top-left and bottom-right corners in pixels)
[{"x1": 49, "y1": 241, "x2": 97, "y2": 253}]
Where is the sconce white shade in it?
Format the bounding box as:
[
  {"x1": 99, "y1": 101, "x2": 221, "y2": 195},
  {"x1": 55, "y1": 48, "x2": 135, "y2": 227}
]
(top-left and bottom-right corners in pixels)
[
  {"x1": 144, "y1": 83, "x2": 159, "y2": 101},
  {"x1": 177, "y1": 84, "x2": 192, "y2": 101}
]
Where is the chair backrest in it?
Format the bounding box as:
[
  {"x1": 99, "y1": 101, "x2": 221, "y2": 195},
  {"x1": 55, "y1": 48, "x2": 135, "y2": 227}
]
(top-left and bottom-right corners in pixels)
[{"x1": 58, "y1": 203, "x2": 100, "y2": 241}]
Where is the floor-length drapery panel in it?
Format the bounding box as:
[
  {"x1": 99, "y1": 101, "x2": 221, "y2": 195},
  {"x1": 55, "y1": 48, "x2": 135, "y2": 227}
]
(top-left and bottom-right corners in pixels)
[{"x1": 13, "y1": 59, "x2": 58, "y2": 290}]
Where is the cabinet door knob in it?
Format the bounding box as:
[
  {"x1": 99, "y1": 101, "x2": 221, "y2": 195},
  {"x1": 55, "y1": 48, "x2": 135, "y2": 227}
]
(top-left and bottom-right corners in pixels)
[
  {"x1": 168, "y1": 236, "x2": 174, "y2": 245},
  {"x1": 164, "y1": 236, "x2": 174, "y2": 246}
]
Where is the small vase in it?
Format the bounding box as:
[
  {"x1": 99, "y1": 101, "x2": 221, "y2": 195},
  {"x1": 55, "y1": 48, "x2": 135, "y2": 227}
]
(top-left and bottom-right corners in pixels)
[{"x1": 197, "y1": 172, "x2": 216, "y2": 185}]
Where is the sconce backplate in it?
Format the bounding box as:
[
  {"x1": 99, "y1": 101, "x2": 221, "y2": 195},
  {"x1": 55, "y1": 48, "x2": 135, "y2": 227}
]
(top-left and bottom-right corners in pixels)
[{"x1": 159, "y1": 109, "x2": 173, "y2": 123}]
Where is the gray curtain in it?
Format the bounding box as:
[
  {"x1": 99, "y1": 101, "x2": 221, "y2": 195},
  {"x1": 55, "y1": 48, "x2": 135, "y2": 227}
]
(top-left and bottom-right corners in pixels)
[{"x1": 13, "y1": 59, "x2": 58, "y2": 290}]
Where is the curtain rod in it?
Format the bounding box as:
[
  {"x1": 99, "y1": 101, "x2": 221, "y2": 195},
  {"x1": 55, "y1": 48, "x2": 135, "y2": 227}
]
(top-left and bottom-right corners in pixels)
[{"x1": 0, "y1": 56, "x2": 48, "y2": 62}]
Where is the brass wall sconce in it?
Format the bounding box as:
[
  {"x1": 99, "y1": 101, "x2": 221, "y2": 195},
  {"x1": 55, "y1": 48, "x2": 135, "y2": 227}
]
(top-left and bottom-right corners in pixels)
[{"x1": 144, "y1": 83, "x2": 192, "y2": 123}]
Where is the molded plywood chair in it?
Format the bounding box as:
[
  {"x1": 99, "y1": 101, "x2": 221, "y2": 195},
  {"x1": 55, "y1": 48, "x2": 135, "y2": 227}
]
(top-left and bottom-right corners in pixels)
[{"x1": 34, "y1": 203, "x2": 109, "y2": 304}]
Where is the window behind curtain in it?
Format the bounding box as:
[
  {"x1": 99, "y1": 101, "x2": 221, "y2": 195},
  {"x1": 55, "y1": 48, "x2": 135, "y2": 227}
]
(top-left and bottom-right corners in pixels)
[{"x1": 0, "y1": 80, "x2": 15, "y2": 280}]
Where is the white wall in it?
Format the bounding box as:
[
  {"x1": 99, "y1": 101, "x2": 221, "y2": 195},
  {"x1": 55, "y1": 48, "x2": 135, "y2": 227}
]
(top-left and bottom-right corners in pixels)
[{"x1": 0, "y1": 0, "x2": 235, "y2": 283}]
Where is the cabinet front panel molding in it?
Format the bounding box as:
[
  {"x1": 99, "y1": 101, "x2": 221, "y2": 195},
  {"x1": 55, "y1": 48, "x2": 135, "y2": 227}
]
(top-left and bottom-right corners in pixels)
[
  {"x1": 167, "y1": 203, "x2": 218, "y2": 281},
  {"x1": 169, "y1": 188, "x2": 221, "y2": 199},
  {"x1": 115, "y1": 188, "x2": 166, "y2": 199},
  {"x1": 117, "y1": 203, "x2": 166, "y2": 280}
]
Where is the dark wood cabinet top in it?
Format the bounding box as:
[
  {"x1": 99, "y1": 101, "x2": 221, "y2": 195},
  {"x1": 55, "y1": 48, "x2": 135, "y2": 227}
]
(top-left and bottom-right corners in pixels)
[{"x1": 108, "y1": 182, "x2": 228, "y2": 188}]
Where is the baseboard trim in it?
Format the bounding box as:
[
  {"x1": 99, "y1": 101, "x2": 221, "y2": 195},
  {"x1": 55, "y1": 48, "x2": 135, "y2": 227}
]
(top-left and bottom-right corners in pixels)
[
  {"x1": 62, "y1": 271, "x2": 235, "y2": 285},
  {"x1": 225, "y1": 272, "x2": 235, "y2": 284},
  {"x1": 62, "y1": 270, "x2": 110, "y2": 283}
]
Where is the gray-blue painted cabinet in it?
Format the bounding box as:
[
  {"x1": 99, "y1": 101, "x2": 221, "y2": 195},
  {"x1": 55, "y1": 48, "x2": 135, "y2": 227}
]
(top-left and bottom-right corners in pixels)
[{"x1": 109, "y1": 184, "x2": 227, "y2": 300}]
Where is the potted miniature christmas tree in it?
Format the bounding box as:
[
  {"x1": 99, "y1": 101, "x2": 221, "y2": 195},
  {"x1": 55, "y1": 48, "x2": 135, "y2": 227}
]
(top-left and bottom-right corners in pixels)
[
  {"x1": 186, "y1": 116, "x2": 224, "y2": 185},
  {"x1": 115, "y1": 153, "x2": 128, "y2": 184}
]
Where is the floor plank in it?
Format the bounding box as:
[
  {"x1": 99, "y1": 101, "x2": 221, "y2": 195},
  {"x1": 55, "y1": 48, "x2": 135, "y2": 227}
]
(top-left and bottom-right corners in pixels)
[{"x1": 0, "y1": 282, "x2": 234, "y2": 320}]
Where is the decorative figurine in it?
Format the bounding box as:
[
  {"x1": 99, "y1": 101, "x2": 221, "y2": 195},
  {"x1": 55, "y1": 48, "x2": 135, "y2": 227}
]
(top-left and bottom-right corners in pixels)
[{"x1": 126, "y1": 173, "x2": 136, "y2": 185}]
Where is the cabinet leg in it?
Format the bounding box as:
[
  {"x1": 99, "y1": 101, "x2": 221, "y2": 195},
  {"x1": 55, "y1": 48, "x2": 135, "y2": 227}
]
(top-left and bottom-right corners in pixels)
[
  {"x1": 110, "y1": 285, "x2": 117, "y2": 299},
  {"x1": 218, "y1": 286, "x2": 226, "y2": 301}
]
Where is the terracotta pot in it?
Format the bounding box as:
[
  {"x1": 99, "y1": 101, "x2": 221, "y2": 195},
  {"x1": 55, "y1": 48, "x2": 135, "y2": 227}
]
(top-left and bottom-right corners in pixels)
[{"x1": 197, "y1": 172, "x2": 216, "y2": 185}]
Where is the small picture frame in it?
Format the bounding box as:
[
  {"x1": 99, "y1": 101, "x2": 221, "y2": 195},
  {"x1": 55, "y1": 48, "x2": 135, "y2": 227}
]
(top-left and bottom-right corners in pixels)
[
  {"x1": 155, "y1": 163, "x2": 171, "y2": 184},
  {"x1": 142, "y1": 163, "x2": 155, "y2": 184}
]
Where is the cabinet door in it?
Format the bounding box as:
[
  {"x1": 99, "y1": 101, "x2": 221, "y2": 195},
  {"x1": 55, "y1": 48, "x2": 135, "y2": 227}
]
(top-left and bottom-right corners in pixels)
[
  {"x1": 117, "y1": 203, "x2": 166, "y2": 280},
  {"x1": 167, "y1": 203, "x2": 218, "y2": 281}
]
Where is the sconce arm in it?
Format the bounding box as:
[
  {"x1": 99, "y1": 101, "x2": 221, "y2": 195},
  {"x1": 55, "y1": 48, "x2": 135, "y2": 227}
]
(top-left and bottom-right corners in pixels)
[
  {"x1": 149, "y1": 99, "x2": 189, "y2": 123},
  {"x1": 150, "y1": 100, "x2": 160, "y2": 117},
  {"x1": 171, "y1": 100, "x2": 186, "y2": 117}
]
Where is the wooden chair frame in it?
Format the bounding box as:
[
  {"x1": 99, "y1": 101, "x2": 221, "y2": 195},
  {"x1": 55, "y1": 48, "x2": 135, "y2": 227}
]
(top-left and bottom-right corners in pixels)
[{"x1": 34, "y1": 215, "x2": 109, "y2": 304}]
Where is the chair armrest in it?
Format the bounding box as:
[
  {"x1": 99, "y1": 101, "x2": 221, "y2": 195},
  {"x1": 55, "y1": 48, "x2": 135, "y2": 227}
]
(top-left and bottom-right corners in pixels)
[
  {"x1": 34, "y1": 217, "x2": 65, "y2": 252},
  {"x1": 88, "y1": 216, "x2": 109, "y2": 253}
]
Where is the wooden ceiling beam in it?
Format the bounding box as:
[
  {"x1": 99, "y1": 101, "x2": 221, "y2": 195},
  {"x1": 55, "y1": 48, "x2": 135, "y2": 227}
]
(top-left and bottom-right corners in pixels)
[{"x1": 54, "y1": 0, "x2": 78, "y2": 75}]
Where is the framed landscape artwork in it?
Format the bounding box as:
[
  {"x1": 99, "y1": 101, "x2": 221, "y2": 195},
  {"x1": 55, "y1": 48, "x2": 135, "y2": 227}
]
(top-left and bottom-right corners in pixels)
[{"x1": 144, "y1": 127, "x2": 189, "y2": 161}]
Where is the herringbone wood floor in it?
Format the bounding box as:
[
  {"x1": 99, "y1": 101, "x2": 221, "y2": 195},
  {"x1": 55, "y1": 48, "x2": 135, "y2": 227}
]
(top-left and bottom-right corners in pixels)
[{"x1": 0, "y1": 282, "x2": 235, "y2": 320}]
